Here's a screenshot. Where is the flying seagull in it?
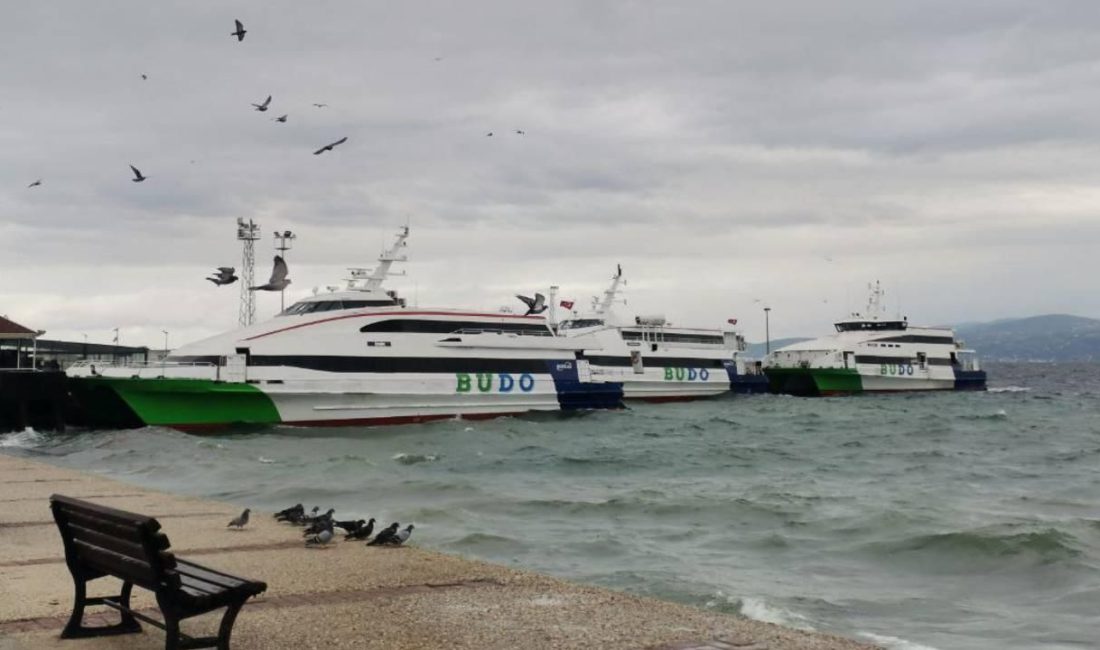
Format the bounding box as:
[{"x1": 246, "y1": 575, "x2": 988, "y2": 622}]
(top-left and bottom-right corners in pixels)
[
  {"x1": 312, "y1": 103, "x2": 328, "y2": 108},
  {"x1": 516, "y1": 293, "x2": 547, "y2": 316},
  {"x1": 250, "y1": 256, "x2": 290, "y2": 291},
  {"x1": 141, "y1": 74, "x2": 147, "y2": 80},
  {"x1": 486, "y1": 132, "x2": 493, "y2": 137},
  {"x1": 227, "y1": 508, "x2": 250, "y2": 528},
  {"x1": 515, "y1": 129, "x2": 525, "y2": 135},
  {"x1": 231, "y1": 19, "x2": 246, "y2": 42},
  {"x1": 312, "y1": 136, "x2": 348, "y2": 155},
  {"x1": 27, "y1": 179, "x2": 42, "y2": 188},
  {"x1": 273, "y1": 114, "x2": 287, "y2": 123},
  {"x1": 367, "y1": 522, "x2": 400, "y2": 546},
  {"x1": 345, "y1": 518, "x2": 375, "y2": 541},
  {"x1": 207, "y1": 267, "x2": 238, "y2": 286},
  {"x1": 129, "y1": 165, "x2": 147, "y2": 182},
  {"x1": 252, "y1": 95, "x2": 272, "y2": 112}
]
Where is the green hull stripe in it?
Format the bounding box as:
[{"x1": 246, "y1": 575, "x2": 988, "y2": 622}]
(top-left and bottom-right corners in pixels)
[
  {"x1": 765, "y1": 367, "x2": 863, "y2": 395},
  {"x1": 81, "y1": 378, "x2": 281, "y2": 427}
]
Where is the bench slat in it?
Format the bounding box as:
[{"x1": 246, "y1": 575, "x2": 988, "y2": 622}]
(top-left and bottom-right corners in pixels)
[
  {"x1": 52, "y1": 494, "x2": 161, "y2": 530},
  {"x1": 71, "y1": 539, "x2": 162, "y2": 590},
  {"x1": 175, "y1": 560, "x2": 252, "y2": 591},
  {"x1": 68, "y1": 522, "x2": 175, "y2": 567},
  {"x1": 56, "y1": 507, "x2": 151, "y2": 545}
]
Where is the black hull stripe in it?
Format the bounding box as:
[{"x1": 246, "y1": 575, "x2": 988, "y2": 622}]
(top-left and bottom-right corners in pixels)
[
  {"x1": 249, "y1": 355, "x2": 551, "y2": 374},
  {"x1": 854, "y1": 355, "x2": 952, "y2": 366},
  {"x1": 872, "y1": 335, "x2": 956, "y2": 344},
  {"x1": 584, "y1": 356, "x2": 726, "y2": 368}
]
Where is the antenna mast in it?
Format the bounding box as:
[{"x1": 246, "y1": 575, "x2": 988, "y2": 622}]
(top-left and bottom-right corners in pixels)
[{"x1": 237, "y1": 218, "x2": 261, "y2": 326}]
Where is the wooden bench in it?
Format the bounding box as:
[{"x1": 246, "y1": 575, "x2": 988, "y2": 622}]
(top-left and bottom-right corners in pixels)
[{"x1": 49, "y1": 494, "x2": 267, "y2": 650}]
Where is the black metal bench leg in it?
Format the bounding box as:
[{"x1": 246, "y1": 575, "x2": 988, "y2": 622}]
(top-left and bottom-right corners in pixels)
[
  {"x1": 60, "y1": 577, "x2": 87, "y2": 638},
  {"x1": 61, "y1": 578, "x2": 143, "y2": 639},
  {"x1": 163, "y1": 614, "x2": 182, "y2": 650},
  {"x1": 216, "y1": 601, "x2": 245, "y2": 650}
]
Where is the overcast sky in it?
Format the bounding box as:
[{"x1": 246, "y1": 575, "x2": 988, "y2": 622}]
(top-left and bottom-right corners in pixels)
[{"x1": 3, "y1": 1, "x2": 1099, "y2": 349}]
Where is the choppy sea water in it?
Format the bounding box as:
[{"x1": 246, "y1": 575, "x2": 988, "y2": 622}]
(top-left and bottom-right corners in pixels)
[{"x1": 4, "y1": 362, "x2": 1098, "y2": 650}]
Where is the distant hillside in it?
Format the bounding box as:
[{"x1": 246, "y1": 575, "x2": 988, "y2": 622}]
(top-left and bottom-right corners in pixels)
[
  {"x1": 742, "y1": 315, "x2": 1100, "y2": 362},
  {"x1": 954, "y1": 314, "x2": 1100, "y2": 362}
]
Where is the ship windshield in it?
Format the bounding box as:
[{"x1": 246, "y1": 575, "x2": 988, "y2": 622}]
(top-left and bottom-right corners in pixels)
[
  {"x1": 559, "y1": 319, "x2": 604, "y2": 330},
  {"x1": 835, "y1": 320, "x2": 907, "y2": 332},
  {"x1": 281, "y1": 299, "x2": 397, "y2": 316}
]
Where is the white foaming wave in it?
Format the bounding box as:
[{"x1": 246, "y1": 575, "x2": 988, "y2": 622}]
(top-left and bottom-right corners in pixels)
[
  {"x1": 391, "y1": 452, "x2": 439, "y2": 465},
  {"x1": 257, "y1": 456, "x2": 276, "y2": 464},
  {"x1": 860, "y1": 631, "x2": 941, "y2": 650},
  {"x1": 712, "y1": 592, "x2": 814, "y2": 631},
  {"x1": 988, "y1": 386, "x2": 1030, "y2": 393},
  {"x1": 0, "y1": 427, "x2": 42, "y2": 448}
]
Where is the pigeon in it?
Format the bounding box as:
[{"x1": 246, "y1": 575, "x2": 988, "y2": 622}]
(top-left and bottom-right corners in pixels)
[
  {"x1": 516, "y1": 293, "x2": 547, "y2": 316},
  {"x1": 252, "y1": 95, "x2": 272, "y2": 112},
  {"x1": 300, "y1": 507, "x2": 334, "y2": 528},
  {"x1": 207, "y1": 267, "x2": 238, "y2": 286},
  {"x1": 367, "y1": 522, "x2": 399, "y2": 546},
  {"x1": 227, "y1": 508, "x2": 250, "y2": 528},
  {"x1": 390, "y1": 524, "x2": 414, "y2": 546},
  {"x1": 303, "y1": 511, "x2": 337, "y2": 536},
  {"x1": 274, "y1": 503, "x2": 303, "y2": 520},
  {"x1": 285, "y1": 505, "x2": 320, "y2": 525},
  {"x1": 312, "y1": 136, "x2": 348, "y2": 155},
  {"x1": 335, "y1": 519, "x2": 365, "y2": 534},
  {"x1": 345, "y1": 518, "x2": 375, "y2": 540},
  {"x1": 231, "y1": 19, "x2": 246, "y2": 42},
  {"x1": 312, "y1": 103, "x2": 328, "y2": 108},
  {"x1": 250, "y1": 255, "x2": 290, "y2": 291},
  {"x1": 305, "y1": 525, "x2": 333, "y2": 547},
  {"x1": 129, "y1": 165, "x2": 147, "y2": 183},
  {"x1": 27, "y1": 179, "x2": 42, "y2": 188},
  {"x1": 273, "y1": 114, "x2": 287, "y2": 123}
]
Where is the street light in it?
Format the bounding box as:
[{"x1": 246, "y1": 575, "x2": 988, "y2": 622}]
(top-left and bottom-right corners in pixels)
[
  {"x1": 764, "y1": 307, "x2": 772, "y2": 355},
  {"x1": 274, "y1": 230, "x2": 297, "y2": 312},
  {"x1": 161, "y1": 330, "x2": 169, "y2": 373}
]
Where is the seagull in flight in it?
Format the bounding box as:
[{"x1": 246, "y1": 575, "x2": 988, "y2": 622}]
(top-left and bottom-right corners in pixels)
[
  {"x1": 273, "y1": 114, "x2": 287, "y2": 123},
  {"x1": 27, "y1": 179, "x2": 42, "y2": 188},
  {"x1": 516, "y1": 293, "x2": 547, "y2": 316},
  {"x1": 312, "y1": 103, "x2": 329, "y2": 108},
  {"x1": 207, "y1": 267, "x2": 238, "y2": 286},
  {"x1": 129, "y1": 165, "x2": 147, "y2": 183},
  {"x1": 252, "y1": 95, "x2": 272, "y2": 112},
  {"x1": 515, "y1": 129, "x2": 525, "y2": 135},
  {"x1": 231, "y1": 19, "x2": 247, "y2": 42},
  {"x1": 486, "y1": 132, "x2": 493, "y2": 137},
  {"x1": 141, "y1": 74, "x2": 147, "y2": 80},
  {"x1": 313, "y1": 136, "x2": 348, "y2": 155},
  {"x1": 250, "y1": 256, "x2": 290, "y2": 291}
]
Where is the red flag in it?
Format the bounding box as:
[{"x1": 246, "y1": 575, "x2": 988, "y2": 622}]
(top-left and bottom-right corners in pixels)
[
  {"x1": 560, "y1": 300, "x2": 575, "y2": 309},
  {"x1": 727, "y1": 318, "x2": 738, "y2": 325}
]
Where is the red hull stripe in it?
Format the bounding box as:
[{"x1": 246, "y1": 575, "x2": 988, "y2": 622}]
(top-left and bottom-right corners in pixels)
[{"x1": 244, "y1": 311, "x2": 547, "y2": 341}]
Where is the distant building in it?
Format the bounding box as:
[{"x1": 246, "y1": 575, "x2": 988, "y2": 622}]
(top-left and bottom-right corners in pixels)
[{"x1": 0, "y1": 315, "x2": 149, "y2": 370}]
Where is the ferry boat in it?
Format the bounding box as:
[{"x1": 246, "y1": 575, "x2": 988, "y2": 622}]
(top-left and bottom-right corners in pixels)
[
  {"x1": 554, "y1": 267, "x2": 767, "y2": 401},
  {"x1": 763, "y1": 282, "x2": 986, "y2": 396},
  {"x1": 67, "y1": 227, "x2": 623, "y2": 431}
]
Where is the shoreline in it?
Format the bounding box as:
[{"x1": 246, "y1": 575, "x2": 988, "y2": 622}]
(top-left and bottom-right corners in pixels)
[{"x1": 0, "y1": 452, "x2": 878, "y2": 649}]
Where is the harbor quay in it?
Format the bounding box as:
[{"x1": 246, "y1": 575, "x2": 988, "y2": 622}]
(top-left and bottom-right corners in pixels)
[{"x1": 0, "y1": 453, "x2": 878, "y2": 650}]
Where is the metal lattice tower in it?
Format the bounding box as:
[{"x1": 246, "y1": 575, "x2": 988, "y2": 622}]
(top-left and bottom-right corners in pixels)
[{"x1": 236, "y1": 218, "x2": 261, "y2": 326}]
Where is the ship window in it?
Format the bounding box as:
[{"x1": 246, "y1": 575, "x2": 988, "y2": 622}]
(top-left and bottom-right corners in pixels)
[
  {"x1": 359, "y1": 319, "x2": 551, "y2": 335},
  {"x1": 559, "y1": 319, "x2": 604, "y2": 330},
  {"x1": 281, "y1": 298, "x2": 397, "y2": 315},
  {"x1": 835, "y1": 321, "x2": 908, "y2": 332}
]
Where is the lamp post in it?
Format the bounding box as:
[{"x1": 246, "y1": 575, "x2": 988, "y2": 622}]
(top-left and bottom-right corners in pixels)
[
  {"x1": 82, "y1": 333, "x2": 88, "y2": 361},
  {"x1": 764, "y1": 307, "x2": 772, "y2": 355},
  {"x1": 274, "y1": 230, "x2": 296, "y2": 312},
  {"x1": 161, "y1": 330, "x2": 169, "y2": 372}
]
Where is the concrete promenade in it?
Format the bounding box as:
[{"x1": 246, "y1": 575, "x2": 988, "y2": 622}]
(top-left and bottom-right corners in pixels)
[{"x1": 0, "y1": 453, "x2": 878, "y2": 650}]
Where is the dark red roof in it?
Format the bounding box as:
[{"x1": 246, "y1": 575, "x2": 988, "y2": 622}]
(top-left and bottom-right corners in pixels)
[{"x1": 0, "y1": 315, "x2": 37, "y2": 336}]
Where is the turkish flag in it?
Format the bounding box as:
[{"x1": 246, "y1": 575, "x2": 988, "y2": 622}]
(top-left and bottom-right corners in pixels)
[
  {"x1": 727, "y1": 318, "x2": 738, "y2": 325},
  {"x1": 560, "y1": 300, "x2": 575, "y2": 309}
]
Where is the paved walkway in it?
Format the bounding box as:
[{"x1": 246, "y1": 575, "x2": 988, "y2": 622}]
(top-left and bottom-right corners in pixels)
[{"x1": 0, "y1": 453, "x2": 878, "y2": 650}]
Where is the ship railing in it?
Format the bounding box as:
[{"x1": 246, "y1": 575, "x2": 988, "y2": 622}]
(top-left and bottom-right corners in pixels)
[
  {"x1": 451, "y1": 328, "x2": 552, "y2": 337},
  {"x1": 66, "y1": 359, "x2": 218, "y2": 371}
]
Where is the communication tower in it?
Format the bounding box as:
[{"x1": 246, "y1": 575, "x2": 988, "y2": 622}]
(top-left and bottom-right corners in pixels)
[{"x1": 236, "y1": 218, "x2": 261, "y2": 326}]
